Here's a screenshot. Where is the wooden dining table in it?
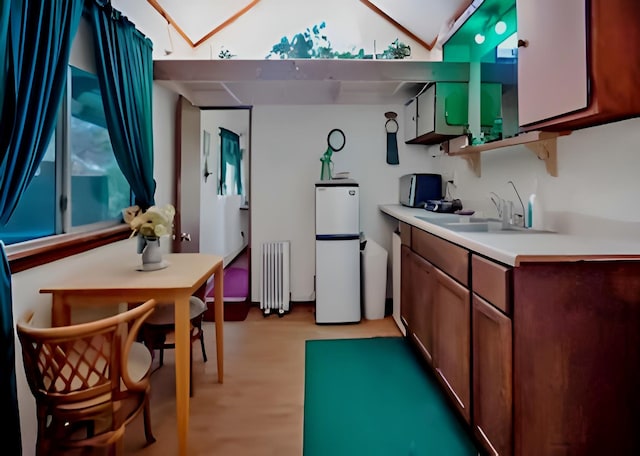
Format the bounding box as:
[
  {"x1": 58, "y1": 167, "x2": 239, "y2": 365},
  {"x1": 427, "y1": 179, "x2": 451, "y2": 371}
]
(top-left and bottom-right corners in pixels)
[{"x1": 40, "y1": 252, "x2": 224, "y2": 456}]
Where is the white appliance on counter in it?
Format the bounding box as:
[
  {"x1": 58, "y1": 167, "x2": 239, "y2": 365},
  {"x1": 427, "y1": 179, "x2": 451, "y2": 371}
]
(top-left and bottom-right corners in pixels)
[{"x1": 315, "y1": 180, "x2": 361, "y2": 324}]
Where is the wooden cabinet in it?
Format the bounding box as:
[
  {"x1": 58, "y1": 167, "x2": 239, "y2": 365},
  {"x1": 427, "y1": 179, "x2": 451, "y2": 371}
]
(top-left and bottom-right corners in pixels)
[
  {"x1": 517, "y1": 0, "x2": 640, "y2": 131},
  {"x1": 432, "y1": 266, "x2": 471, "y2": 423},
  {"x1": 401, "y1": 246, "x2": 435, "y2": 363},
  {"x1": 404, "y1": 227, "x2": 471, "y2": 422},
  {"x1": 472, "y1": 254, "x2": 513, "y2": 455},
  {"x1": 400, "y1": 245, "x2": 413, "y2": 329},
  {"x1": 397, "y1": 216, "x2": 640, "y2": 455},
  {"x1": 473, "y1": 294, "x2": 513, "y2": 456},
  {"x1": 513, "y1": 262, "x2": 640, "y2": 456}
]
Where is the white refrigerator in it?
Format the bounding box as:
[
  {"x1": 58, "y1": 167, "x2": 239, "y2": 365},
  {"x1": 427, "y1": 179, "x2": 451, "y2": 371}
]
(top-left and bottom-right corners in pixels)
[{"x1": 315, "y1": 180, "x2": 361, "y2": 324}]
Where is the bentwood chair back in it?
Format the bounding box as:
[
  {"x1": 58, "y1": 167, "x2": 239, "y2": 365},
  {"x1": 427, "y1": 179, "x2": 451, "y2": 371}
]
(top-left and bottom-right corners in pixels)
[{"x1": 17, "y1": 298, "x2": 158, "y2": 456}]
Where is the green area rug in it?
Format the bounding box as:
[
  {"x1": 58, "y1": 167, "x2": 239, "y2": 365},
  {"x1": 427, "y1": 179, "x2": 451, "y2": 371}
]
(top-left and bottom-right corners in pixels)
[{"x1": 303, "y1": 337, "x2": 478, "y2": 456}]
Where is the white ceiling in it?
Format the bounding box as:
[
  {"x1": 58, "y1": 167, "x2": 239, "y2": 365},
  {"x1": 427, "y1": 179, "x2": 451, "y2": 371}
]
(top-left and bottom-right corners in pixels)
[{"x1": 149, "y1": 0, "x2": 475, "y2": 107}]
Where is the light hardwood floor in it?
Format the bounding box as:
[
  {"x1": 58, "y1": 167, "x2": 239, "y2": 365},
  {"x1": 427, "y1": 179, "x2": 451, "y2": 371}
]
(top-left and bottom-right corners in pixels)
[{"x1": 124, "y1": 304, "x2": 401, "y2": 455}]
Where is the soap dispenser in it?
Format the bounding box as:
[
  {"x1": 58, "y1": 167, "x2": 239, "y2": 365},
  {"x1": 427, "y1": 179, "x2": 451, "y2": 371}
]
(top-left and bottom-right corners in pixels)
[{"x1": 528, "y1": 179, "x2": 544, "y2": 229}]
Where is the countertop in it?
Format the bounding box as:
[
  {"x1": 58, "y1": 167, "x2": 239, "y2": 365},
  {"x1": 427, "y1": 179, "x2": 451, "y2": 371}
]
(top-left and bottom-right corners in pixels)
[{"x1": 380, "y1": 204, "x2": 640, "y2": 266}]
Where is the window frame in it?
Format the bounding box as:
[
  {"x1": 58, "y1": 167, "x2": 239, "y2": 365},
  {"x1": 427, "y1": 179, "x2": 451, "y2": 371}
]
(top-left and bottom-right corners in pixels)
[
  {"x1": 6, "y1": 225, "x2": 130, "y2": 273},
  {"x1": 4, "y1": 66, "x2": 134, "y2": 273}
]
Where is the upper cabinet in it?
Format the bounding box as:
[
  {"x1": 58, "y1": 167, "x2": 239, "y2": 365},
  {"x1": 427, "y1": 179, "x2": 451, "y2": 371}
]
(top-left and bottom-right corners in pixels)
[
  {"x1": 517, "y1": 0, "x2": 640, "y2": 131},
  {"x1": 405, "y1": 82, "x2": 503, "y2": 145}
]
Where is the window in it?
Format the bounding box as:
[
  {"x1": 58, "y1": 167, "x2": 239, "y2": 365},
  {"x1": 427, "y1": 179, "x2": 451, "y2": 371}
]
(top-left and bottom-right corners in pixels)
[
  {"x1": 0, "y1": 66, "x2": 131, "y2": 246},
  {"x1": 217, "y1": 127, "x2": 243, "y2": 198}
]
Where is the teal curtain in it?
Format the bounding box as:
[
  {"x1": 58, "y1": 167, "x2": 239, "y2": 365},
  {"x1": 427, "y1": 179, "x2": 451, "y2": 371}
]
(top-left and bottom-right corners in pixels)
[
  {"x1": 219, "y1": 127, "x2": 243, "y2": 195},
  {"x1": 0, "y1": 1, "x2": 10, "y2": 130},
  {"x1": 0, "y1": 1, "x2": 83, "y2": 453},
  {"x1": 87, "y1": 0, "x2": 156, "y2": 209}
]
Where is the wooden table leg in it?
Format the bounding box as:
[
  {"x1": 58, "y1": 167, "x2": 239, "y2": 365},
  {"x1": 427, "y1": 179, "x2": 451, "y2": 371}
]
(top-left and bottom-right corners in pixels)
[
  {"x1": 213, "y1": 265, "x2": 224, "y2": 383},
  {"x1": 174, "y1": 295, "x2": 191, "y2": 456}
]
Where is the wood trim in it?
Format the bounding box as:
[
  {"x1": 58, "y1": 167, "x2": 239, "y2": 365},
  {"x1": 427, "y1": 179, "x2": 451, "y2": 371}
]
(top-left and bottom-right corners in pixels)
[
  {"x1": 360, "y1": 1, "x2": 473, "y2": 52},
  {"x1": 172, "y1": 95, "x2": 183, "y2": 253},
  {"x1": 147, "y1": 0, "x2": 195, "y2": 47},
  {"x1": 359, "y1": 0, "x2": 436, "y2": 51},
  {"x1": 7, "y1": 225, "x2": 130, "y2": 273},
  {"x1": 146, "y1": 0, "x2": 261, "y2": 49},
  {"x1": 192, "y1": 1, "x2": 261, "y2": 48}
]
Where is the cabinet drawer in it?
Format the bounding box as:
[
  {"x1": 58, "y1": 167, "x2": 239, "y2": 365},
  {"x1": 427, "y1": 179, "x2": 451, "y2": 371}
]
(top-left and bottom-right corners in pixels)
[
  {"x1": 399, "y1": 221, "x2": 412, "y2": 246},
  {"x1": 412, "y1": 227, "x2": 468, "y2": 286},
  {"x1": 472, "y1": 255, "x2": 512, "y2": 314}
]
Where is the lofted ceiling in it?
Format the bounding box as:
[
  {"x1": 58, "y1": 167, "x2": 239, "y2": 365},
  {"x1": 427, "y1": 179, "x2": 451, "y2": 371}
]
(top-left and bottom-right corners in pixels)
[{"x1": 148, "y1": 0, "x2": 475, "y2": 107}]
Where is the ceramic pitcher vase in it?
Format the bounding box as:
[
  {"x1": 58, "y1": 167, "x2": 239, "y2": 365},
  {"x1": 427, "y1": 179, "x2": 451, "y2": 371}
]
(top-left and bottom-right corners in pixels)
[{"x1": 137, "y1": 236, "x2": 166, "y2": 270}]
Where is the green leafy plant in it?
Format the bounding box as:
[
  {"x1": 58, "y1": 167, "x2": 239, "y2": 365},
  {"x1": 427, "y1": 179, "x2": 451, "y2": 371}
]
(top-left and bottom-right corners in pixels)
[
  {"x1": 218, "y1": 47, "x2": 236, "y2": 59},
  {"x1": 379, "y1": 39, "x2": 411, "y2": 60},
  {"x1": 266, "y1": 22, "x2": 331, "y2": 59},
  {"x1": 266, "y1": 22, "x2": 411, "y2": 60}
]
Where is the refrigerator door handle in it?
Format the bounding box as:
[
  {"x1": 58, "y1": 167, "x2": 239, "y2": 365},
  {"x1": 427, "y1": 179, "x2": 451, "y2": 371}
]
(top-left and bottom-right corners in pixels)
[{"x1": 316, "y1": 234, "x2": 360, "y2": 241}]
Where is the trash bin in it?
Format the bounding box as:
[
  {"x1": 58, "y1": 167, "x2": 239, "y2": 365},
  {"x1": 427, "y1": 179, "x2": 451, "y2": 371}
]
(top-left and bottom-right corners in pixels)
[{"x1": 361, "y1": 238, "x2": 388, "y2": 320}]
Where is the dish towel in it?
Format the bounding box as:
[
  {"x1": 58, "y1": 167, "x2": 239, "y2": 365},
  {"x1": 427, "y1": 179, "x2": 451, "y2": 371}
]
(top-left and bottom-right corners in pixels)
[{"x1": 386, "y1": 130, "x2": 399, "y2": 165}]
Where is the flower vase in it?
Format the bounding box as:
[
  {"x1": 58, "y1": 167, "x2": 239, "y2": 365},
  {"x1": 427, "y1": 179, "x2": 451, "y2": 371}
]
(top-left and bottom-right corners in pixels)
[{"x1": 138, "y1": 236, "x2": 168, "y2": 271}]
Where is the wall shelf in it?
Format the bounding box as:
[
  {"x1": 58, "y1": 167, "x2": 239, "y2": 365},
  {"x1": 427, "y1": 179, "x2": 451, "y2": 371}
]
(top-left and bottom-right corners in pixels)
[{"x1": 442, "y1": 130, "x2": 571, "y2": 177}]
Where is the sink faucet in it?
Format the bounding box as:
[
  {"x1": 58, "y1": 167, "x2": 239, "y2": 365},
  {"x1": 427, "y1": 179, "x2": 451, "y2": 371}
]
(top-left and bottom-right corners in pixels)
[
  {"x1": 507, "y1": 181, "x2": 526, "y2": 227},
  {"x1": 490, "y1": 192, "x2": 504, "y2": 218},
  {"x1": 490, "y1": 192, "x2": 514, "y2": 228}
]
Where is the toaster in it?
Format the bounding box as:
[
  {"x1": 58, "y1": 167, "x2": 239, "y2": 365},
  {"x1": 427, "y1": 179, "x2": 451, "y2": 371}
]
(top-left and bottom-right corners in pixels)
[{"x1": 399, "y1": 173, "x2": 443, "y2": 208}]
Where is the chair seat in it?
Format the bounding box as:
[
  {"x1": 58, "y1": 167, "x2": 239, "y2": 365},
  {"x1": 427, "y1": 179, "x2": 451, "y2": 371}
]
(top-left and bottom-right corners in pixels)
[{"x1": 145, "y1": 296, "x2": 207, "y2": 326}]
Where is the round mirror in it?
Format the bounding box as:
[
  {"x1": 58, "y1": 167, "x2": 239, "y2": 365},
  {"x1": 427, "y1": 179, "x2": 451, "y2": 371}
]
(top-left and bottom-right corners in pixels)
[{"x1": 327, "y1": 128, "x2": 346, "y2": 152}]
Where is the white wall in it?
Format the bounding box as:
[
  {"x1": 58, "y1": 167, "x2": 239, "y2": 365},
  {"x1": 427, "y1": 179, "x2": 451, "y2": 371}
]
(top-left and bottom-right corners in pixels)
[
  {"x1": 199, "y1": 110, "x2": 250, "y2": 265},
  {"x1": 251, "y1": 104, "x2": 438, "y2": 301},
  {"x1": 432, "y1": 117, "x2": 640, "y2": 233}
]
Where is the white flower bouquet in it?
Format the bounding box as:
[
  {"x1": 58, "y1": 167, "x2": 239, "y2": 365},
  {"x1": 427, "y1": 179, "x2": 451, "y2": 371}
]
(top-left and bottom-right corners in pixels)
[{"x1": 123, "y1": 204, "x2": 175, "y2": 239}]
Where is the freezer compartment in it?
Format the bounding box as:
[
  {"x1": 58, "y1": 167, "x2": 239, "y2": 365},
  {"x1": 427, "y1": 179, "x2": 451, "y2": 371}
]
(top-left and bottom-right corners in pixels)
[
  {"x1": 315, "y1": 185, "x2": 359, "y2": 235},
  {"x1": 315, "y1": 239, "x2": 361, "y2": 324}
]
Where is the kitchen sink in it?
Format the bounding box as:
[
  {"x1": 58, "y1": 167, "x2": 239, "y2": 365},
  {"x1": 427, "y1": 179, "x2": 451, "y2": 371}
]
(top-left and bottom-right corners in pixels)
[
  {"x1": 414, "y1": 214, "x2": 461, "y2": 224},
  {"x1": 415, "y1": 214, "x2": 553, "y2": 233},
  {"x1": 441, "y1": 221, "x2": 553, "y2": 233}
]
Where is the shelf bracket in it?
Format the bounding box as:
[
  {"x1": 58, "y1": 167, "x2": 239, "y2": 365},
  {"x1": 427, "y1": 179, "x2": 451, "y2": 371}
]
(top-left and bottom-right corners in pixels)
[
  {"x1": 461, "y1": 154, "x2": 481, "y2": 177},
  {"x1": 525, "y1": 139, "x2": 558, "y2": 177}
]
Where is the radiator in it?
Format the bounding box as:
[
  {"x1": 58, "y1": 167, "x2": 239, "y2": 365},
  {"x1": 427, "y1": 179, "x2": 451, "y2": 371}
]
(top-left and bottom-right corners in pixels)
[{"x1": 260, "y1": 241, "x2": 291, "y2": 315}]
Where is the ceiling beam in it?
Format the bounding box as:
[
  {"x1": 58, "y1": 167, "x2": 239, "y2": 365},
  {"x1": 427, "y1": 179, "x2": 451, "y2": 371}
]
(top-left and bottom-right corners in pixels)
[
  {"x1": 359, "y1": 0, "x2": 474, "y2": 52},
  {"x1": 146, "y1": 0, "x2": 261, "y2": 48}
]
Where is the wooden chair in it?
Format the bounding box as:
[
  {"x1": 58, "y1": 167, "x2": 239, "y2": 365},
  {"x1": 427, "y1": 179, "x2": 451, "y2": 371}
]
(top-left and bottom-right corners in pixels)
[
  {"x1": 16, "y1": 298, "x2": 158, "y2": 456},
  {"x1": 141, "y1": 296, "x2": 207, "y2": 396}
]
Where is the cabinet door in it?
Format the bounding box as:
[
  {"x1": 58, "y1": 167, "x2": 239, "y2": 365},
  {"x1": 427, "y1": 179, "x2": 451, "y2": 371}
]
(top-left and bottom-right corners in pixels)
[
  {"x1": 416, "y1": 84, "x2": 436, "y2": 137},
  {"x1": 400, "y1": 245, "x2": 413, "y2": 329},
  {"x1": 517, "y1": 0, "x2": 588, "y2": 126},
  {"x1": 409, "y1": 253, "x2": 435, "y2": 364},
  {"x1": 401, "y1": 247, "x2": 436, "y2": 363},
  {"x1": 473, "y1": 295, "x2": 513, "y2": 456},
  {"x1": 404, "y1": 98, "x2": 417, "y2": 142},
  {"x1": 433, "y1": 267, "x2": 471, "y2": 422}
]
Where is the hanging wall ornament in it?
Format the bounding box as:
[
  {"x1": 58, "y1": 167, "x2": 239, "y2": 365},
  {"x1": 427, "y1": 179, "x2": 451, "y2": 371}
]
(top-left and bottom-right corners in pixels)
[{"x1": 385, "y1": 111, "x2": 399, "y2": 165}]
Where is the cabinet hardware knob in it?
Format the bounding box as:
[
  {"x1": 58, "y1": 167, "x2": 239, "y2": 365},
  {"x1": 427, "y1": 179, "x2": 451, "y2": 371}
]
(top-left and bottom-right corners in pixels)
[{"x1": 517, "y1": 39, "x2": 529, "y2": 48}]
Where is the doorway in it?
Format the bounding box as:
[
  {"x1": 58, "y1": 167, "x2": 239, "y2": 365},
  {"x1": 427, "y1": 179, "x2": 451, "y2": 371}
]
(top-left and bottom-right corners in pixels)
[{"x1": 173, "y1": 98, "x2": 252, "y2": 319}]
